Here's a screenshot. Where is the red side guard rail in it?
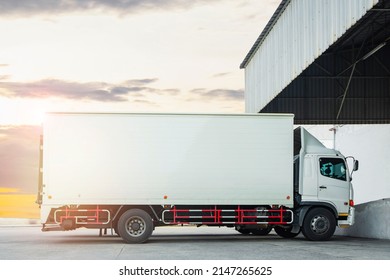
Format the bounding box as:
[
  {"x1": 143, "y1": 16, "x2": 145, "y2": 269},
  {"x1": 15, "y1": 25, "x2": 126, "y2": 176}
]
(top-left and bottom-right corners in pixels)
[
  {"x1": 54, "y1": 206, "x2": 110, "y2": 225},
  {"x1": 162, "y1": 206, "x2": 293, "y2": 225}
]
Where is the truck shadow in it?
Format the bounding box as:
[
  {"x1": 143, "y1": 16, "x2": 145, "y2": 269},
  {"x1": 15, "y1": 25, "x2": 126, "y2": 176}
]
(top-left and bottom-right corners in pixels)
[{"x1": 49, "y1": 232, "x2": 358, "y2": 245}]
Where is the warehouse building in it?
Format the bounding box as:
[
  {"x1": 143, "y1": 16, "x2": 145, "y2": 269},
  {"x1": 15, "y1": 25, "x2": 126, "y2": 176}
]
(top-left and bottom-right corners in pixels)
[
  {"x1": 240, "y1": 0, "x2": 390, "y2": 239},
  {"x1": 241, "y1": 0, "x2": 389, "y2": 124}
]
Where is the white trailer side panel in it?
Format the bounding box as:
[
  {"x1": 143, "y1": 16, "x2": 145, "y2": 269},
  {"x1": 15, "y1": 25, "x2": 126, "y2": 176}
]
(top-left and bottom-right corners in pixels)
[{"x1": 42, "y1": 113, "x2": 293, "y2": 207}]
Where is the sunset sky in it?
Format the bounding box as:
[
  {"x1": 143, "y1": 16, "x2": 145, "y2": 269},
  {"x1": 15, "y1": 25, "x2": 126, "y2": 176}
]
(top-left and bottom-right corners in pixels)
[
  {"x1": 0, "y1": 0, "x2": 279, "y2": 217},
  {"x1": 0, "y1": 0, "x2": 280, "y2": 125}
]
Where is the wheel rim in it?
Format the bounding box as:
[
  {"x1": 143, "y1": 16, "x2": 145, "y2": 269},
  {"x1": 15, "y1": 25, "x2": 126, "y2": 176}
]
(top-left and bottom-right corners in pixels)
[
  {"x1": 125, "y1": 216, "x2": 146, "y2": 237},
  {"x1": 310, "y1": 215, "x2": 329, "y2": 234}
]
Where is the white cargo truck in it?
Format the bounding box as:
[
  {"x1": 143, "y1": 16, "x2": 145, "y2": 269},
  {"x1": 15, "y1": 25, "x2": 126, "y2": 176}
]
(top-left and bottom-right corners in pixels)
[{"x1": 37, "y1": 113, "x2": 358, "y2": 243}]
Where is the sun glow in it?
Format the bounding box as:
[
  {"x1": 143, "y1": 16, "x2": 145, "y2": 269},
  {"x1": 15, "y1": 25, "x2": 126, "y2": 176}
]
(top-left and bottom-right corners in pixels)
[
  {"x1": 0, "y1": 98, "x2": 47, "y2": 125},
  {"x1": 0, "y1": 187, "x2": 19, "y2": 193},
  {"x1": 0, "y1": 188, "x2": 39, "y2": 218}
]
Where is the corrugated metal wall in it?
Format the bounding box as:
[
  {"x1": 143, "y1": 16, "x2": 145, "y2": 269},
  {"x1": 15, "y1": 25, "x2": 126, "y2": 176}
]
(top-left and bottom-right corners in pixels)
[
  {"x1": 244, "y1": 0, "x2": 379, "y2": 113},
  {"x1": 260, "y1": 42, "x2": 390, "y2": 124}
]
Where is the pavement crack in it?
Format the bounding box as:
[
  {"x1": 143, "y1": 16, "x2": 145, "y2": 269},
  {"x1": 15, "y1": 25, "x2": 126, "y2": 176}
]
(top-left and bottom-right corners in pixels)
[{"x1": 116, "y1": 245, "x2": 125, "y2": 260}]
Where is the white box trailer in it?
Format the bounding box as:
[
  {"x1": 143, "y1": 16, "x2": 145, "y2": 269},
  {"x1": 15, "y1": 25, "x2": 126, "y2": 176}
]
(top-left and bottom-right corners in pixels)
[{"x1": 38, "y1": 113, "x2": 357, "y2": 243}]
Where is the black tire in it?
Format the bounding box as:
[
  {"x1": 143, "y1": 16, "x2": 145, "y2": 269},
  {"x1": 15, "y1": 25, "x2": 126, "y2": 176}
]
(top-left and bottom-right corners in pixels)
[
  {"x1": 117, "y1": 209, "x2": 154, "y2": 243},
  {"x1": 302, "y1": 208, "x2": 336, "y2": 241},
  {"x1": 236, "y1": 228, "x2": 251, "y2": 235},
  {"x1": 251, "y1": 226, "x2": 273, "y2": 236},
  {"x1": 274, "y1": 226, "x2": 300, "y2": 238}
]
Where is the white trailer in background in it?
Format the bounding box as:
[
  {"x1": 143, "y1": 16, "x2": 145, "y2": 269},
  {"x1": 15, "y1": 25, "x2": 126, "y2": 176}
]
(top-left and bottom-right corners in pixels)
[{"x1": 37, "y1": 113, "x2": 358, "y2": 243}]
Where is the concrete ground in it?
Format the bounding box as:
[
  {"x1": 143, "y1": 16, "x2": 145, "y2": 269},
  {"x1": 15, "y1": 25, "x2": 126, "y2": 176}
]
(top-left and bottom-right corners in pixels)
[{"x1": 0, "y1": 225, "x2": 389, "y2": 260}]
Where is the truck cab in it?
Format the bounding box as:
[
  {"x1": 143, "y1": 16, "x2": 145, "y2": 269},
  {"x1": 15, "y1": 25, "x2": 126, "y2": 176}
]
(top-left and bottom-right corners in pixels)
[{"x1": 292, "y1": 127, "x2": 357, "y2": 240}]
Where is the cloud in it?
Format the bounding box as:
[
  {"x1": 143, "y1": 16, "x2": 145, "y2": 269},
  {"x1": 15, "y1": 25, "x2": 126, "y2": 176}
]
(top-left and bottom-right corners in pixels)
[
  {"x1": 211, "y1": 72, "x2": 232, "y2": 78},
  {"x1": 0, "y1": 75, "x2": 10, "y2": 80},
  {"x1": 0, "y1": 78, "x2": 180, "y2": 102},
  {"x1": 190, "y1": 88, "x2": 244, "y2": 101},
  {"x1": 133, "y1": 99, "x2": 158, "y2": 106},
  {"x1": 0, "y1": 0, "x2": 220, "y2": 17},
  {"x1": 124, "y1": 78, "x2": 158, "y2": 86}
]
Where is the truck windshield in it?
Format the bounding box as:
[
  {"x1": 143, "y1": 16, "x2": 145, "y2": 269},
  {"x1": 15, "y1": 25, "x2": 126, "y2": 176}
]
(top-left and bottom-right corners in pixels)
[{"x1": 319, "y1": 158, "x2": 347, "y2": 181}]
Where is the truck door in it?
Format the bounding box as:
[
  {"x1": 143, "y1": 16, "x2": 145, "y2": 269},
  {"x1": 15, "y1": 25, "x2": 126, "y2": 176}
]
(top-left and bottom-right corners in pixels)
[{"x1": 317, "y1": 157, "x2": 350, "y2": 214}]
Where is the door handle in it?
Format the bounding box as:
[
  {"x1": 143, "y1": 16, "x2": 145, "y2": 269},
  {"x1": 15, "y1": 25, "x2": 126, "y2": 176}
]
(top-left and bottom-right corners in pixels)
[{"x1": 319, "y1": 186, "x2": 327, "y2": 189}]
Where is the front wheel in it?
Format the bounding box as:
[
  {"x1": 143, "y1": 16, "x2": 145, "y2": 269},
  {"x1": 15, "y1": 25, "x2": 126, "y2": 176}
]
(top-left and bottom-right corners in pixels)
[
  {"x1": 302, "y1": 208, "x2": 336, "y2": 241},
  {"x1": 117, "y1": 209, "x2": 154, "y2": 243}
]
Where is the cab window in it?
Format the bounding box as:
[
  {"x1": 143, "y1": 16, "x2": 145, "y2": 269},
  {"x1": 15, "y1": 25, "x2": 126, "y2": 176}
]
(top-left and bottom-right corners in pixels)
[{"x1": 319, "y1": 158, "x2": 347, "y2": 181}]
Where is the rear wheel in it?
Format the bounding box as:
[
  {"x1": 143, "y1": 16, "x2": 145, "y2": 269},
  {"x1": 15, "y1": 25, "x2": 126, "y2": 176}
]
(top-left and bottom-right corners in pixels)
[
  {"x1": 274, "y1": 226, "x2": 300, "y2": 238},
  {"x1": 236, "y1": 228, "x2": 251, "y2": 235},
  {"x1": 251, "y1": 226, "x2": 272, "y2": 236},
  {"x1": 117, "y1": 209, "x2": 154, "y2": 243},
  {"x1": 302, "y1": 208, "x2": 336, "y2": 241}
]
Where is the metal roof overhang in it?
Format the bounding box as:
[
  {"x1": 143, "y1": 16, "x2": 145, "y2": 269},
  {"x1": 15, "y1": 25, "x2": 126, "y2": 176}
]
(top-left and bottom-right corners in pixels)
[{"x1": 242, "y1": 0, "x2": 390, "y2": 124}]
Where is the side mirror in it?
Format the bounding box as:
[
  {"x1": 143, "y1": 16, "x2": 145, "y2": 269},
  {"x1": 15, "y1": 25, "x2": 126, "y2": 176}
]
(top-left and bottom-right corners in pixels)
[
  {"x1": 346, "y1": 156, "x2": 359, "y2": 179},
  {"x1": 353, "y1": 160, "x2": 359, "y2": 171}
]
